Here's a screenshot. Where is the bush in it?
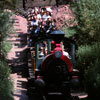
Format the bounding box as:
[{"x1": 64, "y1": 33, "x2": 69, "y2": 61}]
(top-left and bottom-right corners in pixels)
[
  {"x1": 1, "y1": 41, "x2": 12, "y2": 59},
  {"x1": 62, "y1": 27, "x2": 76, "y2": 38},
  {"x1": 0, "y1": 1, "x2": 19, "y2": 99},
  {"x1": 0, "y1": 60, "x2": 14, "y2": 100},
  {"x1": 85, "y1": 60, "x2": 100, "y2": 100},
  {"x1": 76, "y1": 42, "x2": 100, "y2": 99},
  {"x1": 69, "y1": 0, "x2": 100, "y2": 45},
  {"x1": 62, "y1": 0, "x2": 100, "y2": 99},
  {"x1": 0, "y1": 10, "x2": 14, "y2": 100}
]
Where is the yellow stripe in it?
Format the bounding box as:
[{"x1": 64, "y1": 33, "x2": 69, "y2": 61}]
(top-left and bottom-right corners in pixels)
[{"x1": 30, "y1": 51, "x2": 35, "y2": 74}]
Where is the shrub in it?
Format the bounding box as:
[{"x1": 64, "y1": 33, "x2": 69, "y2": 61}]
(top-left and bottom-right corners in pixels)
[
  {"x1": 69, "y1": 0, "x2": 100, "y2": 45},
  {"x1": 0, "y1": 60, "x2": 13, "y2": 100},
  {"x1": 0, "y1": 9, "x2": 15, "y2": 100},
  {"x1": 1, "y1": 41, "x2": 12, "y2": 59},
  {"x1": 76, "y1": 42, "x2": 100, "y2": 99},
  {"x1": 0, "y1": 0, "x2": 19, "y2": 99}
]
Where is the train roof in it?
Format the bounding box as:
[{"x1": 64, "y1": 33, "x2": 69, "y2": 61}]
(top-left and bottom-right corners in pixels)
[{"x1": 51, "y1": 30, "x2": 64, "y2": 35}]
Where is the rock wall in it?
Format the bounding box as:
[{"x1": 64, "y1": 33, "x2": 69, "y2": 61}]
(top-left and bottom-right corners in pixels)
[
  {"x1": 17, "y1": 0, "x2": 72, "y2": 9},
  {"x1": 25, "y1": 0, "x2": 56, "y2": 8},
  {"x1": 52, "y1": 5, "x2": 76, "y2": 29}
]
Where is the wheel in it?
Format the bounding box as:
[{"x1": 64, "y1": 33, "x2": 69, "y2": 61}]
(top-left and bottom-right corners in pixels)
[{"x1": 27, "y1": 87, "x2": 44, "y2": 100}]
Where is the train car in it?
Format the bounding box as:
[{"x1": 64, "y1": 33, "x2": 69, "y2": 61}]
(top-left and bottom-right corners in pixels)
[{"x1": 27, "y1": 30, "x2": 79, "y2": 100}]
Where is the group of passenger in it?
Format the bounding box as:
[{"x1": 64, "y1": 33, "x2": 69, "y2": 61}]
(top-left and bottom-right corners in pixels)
[
  {"x1": 27, "y1": 7, "x2": 70, "y2": 59},
  {"x1": 27, "y1": 7, "x2": 56, "y2": 37}
]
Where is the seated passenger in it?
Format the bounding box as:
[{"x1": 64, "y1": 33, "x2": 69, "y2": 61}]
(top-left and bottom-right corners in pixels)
[
  {"x1": 27, "y1": 6, "x2": 56, "y2": 38},
  {"x1": 63, "y1": 48, "x2": 71, "y2": 59},
  {"x1": 34, "y1": 26, "x2": 40, "y2": 36},
  {"x1": 39, "y1": 47, "x2": 44, "y2": 58},
  {"x1": 42, "y1": 7, "x2": 47, "y2": 15},
  {"x1": 31, "y1": 15, "x2": 38, "y2": 26},
  {"x1": 37, "y1": 11, "x2": 42, "y2": 20},
  {"x1": 46, "y1": 18, "x2": 55, "y2": 34},
  {"x1": 39, "y1": 21, "x2": 47, "y2": 36},
  {"x1": 46, "y1": 7, "x2": 52, "y2": 14}
]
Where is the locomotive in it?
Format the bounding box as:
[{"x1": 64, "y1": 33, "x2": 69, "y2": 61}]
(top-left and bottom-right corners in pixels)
[{"x1": 27, "y1": 30, "x2": 79, "y2": 100}]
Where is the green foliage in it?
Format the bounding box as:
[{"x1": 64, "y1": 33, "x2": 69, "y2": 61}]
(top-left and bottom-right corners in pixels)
[
  {"x1": 76, "y1": 42, "x2": 100, "y2": 99},
  {"x1": 85, "y1": 59, "x2": 100, "y2": 90},
  {"x1": 68, "y1": 0, "x2": 100, "y2": 45},
  {"x1": 0, "y1": 1, "x2": 18, "y2": 99},
  {"x1": 62, "y1": 27, "x2": 76, "y2": 38},
  {"x1": 76, "y1": 42, "x2": 100, "y2": 69},
  {"x1": 1, "y1": 41, "x2": 12, "y2": 58},
  {"x1": 64, "y1": 0, "x2": 100, "y2": 98},
  {"x1": 0, "y1": 0, "x2": 19, "y2": 10},
  {"x1": 0, "y1": 11, "x2": 14, "y2": 41},
  {"x1": 0, "y1": 60, "x2": 14, "y2": 100}
]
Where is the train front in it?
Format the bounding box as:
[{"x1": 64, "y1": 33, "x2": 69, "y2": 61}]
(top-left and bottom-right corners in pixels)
[{"x1": 35, "y1": 31, "x2": 76, "y2": 99}]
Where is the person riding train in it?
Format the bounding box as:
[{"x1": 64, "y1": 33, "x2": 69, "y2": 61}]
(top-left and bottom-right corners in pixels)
[{"x1": 27, "y1": 7, "x2": 55, "y2": 37}]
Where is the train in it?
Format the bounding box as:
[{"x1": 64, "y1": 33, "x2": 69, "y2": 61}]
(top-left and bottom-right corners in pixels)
[{"x1": 27, "y1": 7, "x2": 79, "y2": 100}]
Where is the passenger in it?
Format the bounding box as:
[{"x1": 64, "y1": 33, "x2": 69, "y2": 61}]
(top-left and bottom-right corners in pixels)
[
  {"x1": 39, "y1": 47, "x2": 44, "y2": 58},
  {"x1": 41, "y1": 7, "x2": 48, "y2": 21},
  {"x1": 34, "y1": 10, "x2": 38, "y2": 16},
  {"x1": 31, "y1": 15, "x2": 38, "y2": 26},
  {"x1": 45, "y1": 48, "x2": 48, "y2": 55},
  {"x1": 27, "y1": 21, "x2": 31, "y2": 33},
  {"x1": 38, "y1": 7, "x2": 42, "y2": 15},
  {"x1": 27, "y1": 6, "x2": 56, "y2": 38},
  {"x1": 46, "y1": 18, "x2": 55, "y2": 34},
  {"x1": 46, "y1": 7, "x2": 52, "y2": 13},
  {"x1": 42, "y1": 14, "x2": 47, "y2": 21},
  {"x1": 31, "y1": 9, "x2": 34, "y2": 14},
  {"x1": 34, "y1": 26, "x2": 40, "y2": 36},
  {"x1": 34, "y1": 7, "x2": 38, "y2": 12},
  {"x1": 42, "y1": 7, "x2": 47, "y2": 15},
  {"x1": 38, "y1": 18, "x2": 43, "y2": 25},
  {"x1": 27, "y1": 12, "x2": 31, "y2": 20},
  {"x1": 37, "y1": 12, "x2": 42, "y2": 21},
  {"x1": 39, "y1": 21, "x2": 46, "y2": 36},
  {"x1": 63, "y1": 48, "x2": 71, "y2": 59},
  {"x1": 43, "y1": 41, "x2": 48, "y2": 55}
]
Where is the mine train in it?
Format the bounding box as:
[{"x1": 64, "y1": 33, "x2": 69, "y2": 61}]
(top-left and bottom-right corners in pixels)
[
  {"x1": 27, "y1": 29, "x2": 79, "y2": 100},
  {"x1": 27, "y1": 5, "x2": 79, "y2": 100}
]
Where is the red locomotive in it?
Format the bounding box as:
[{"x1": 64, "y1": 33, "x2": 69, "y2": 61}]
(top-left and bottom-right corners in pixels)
[{"x1": 27, "y1": 30, "x2": 79, "y2": 100}]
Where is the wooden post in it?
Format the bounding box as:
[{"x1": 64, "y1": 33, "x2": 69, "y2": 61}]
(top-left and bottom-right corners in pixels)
[
  {"x1": 23, "y1": 0, "x2": 26, "y2": 9},
  {"x1": 56, "y1": 0, "x2": 59, "y2": 7}
]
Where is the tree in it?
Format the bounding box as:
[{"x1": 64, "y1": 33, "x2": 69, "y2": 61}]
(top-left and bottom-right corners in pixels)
[
  {"x1": 0, "y1": 0, "x2": 18, "y2": 10},
  {"x1": 0, "y1": 0, "x2": 19, "y2": 100},
  {"x1": 63, "y1": 0, "x2": 100, "y2": 99},
  {"x1": 69, "y1": 0, "x2": 100, "y2": 45}
]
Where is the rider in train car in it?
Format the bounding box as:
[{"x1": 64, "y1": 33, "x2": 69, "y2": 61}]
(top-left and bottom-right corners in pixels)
[
  {"x1": 27, "y1": 6, "x2": 56, "y2": 39},
  {"x1": 46, "y1": 17, "x2": 56, "y2": 35}
]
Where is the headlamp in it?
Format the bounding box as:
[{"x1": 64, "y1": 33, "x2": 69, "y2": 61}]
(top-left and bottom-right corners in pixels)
[{"x1": 54, "y1": 51, "x2": 62, "y2": 58}]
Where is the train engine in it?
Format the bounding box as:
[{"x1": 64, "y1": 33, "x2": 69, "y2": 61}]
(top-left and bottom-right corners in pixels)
[{"x1": 27, "y1": 30, "x2": 79, "y2": 100}]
